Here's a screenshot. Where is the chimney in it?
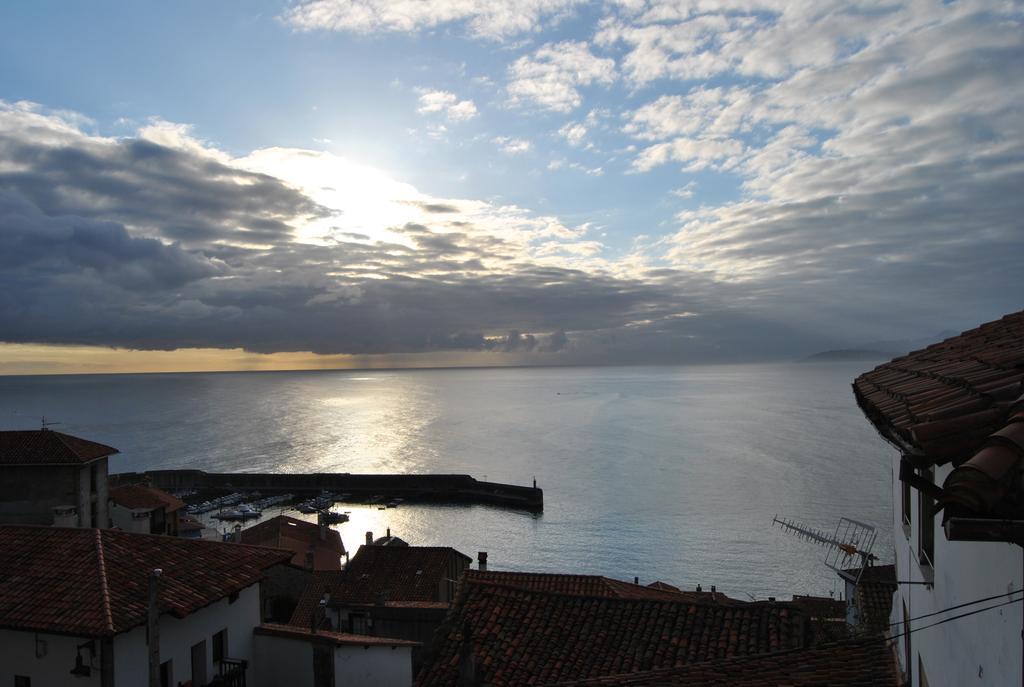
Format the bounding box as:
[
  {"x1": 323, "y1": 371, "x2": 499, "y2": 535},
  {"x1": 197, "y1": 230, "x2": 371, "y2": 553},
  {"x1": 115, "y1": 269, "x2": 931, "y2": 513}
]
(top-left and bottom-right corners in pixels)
[
  {"x1": 477, "y1": 551, "x2": 488, "y2": 571},
  {"x1": 696, "y1": 584, "x2": 702, "y2": 592},
  {"x1": 232, "y1": 524, "x2": 242, "y2": 543},
  {"x1": 634, "y1": 576, "x2": 639, "y2": 585},
  {"x1": 366, "y1": 531, "x2": 373, "y2": 546},
  {"x1": 711, "y1": 585, "x2": 717, "y2": 601},
  {"x1": 318, "y1": 513, "x2": 327, "y2": 541},
  {"x1": 312, "y1": 598, "x2": 327, "y2": 634},
  {"x1": 386, "y1": 527, "x2": 391, "y2": 538}
]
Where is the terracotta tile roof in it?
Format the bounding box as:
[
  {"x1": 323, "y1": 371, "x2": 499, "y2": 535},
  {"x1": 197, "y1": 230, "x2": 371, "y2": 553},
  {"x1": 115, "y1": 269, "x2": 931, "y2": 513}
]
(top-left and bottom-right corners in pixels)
[
  {"x1": 109, "y1": 484, "x2": 185, "y2": 513},
  {"x1": 416, "y1": 577, "x2": 807, "y2": 687},
  {"x1": 464, "y1": 571, "x2": 741, "y2": 604},
  {"x1": 854, "y1": 310, "x2": 1024, "y2": 465},
  {"x1": 240, "y1": 515, "x2": 345, "y2": 571},
  {"x1": 255, "y1": 622, "x2": 420, "y2": 647},
  {"x1": 289, "y1": 546, "x2": 470, "y2": 627},
  {"x1": 543, "y1": 639, "x2": 899, "y2": 686},
  {"x1": 0, "y1": 429, "x2": 119, "y2": 465},
  {"x1": 178, "y1": 515, "x2": 204, "y2": 532},
  {"x1": 0, "y1": 525, "x2": 291, "y2": 637}
]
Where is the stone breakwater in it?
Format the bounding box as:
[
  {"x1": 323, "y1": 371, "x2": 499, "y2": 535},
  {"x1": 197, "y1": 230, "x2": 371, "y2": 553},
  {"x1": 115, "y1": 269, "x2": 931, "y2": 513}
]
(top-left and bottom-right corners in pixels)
[{"x1": 119, "y1": 469, "x2": 544, "y2": 512}]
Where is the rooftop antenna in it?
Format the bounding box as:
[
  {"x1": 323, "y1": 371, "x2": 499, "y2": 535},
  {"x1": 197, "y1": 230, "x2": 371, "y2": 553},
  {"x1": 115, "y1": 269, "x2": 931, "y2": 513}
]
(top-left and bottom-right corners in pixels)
[
  {"x1": 772, "y1": 515, "x2": 877, "y2": 584},
  {"x1": 41, "y1": 416, "x2": 61, "y2": 430}
]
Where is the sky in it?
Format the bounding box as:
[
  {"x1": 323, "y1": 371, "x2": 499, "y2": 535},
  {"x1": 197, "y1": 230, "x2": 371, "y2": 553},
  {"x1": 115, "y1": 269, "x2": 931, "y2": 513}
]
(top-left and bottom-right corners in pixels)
[{"x1": 0, "y1": 0, "x2": 1021, "y2": 374}]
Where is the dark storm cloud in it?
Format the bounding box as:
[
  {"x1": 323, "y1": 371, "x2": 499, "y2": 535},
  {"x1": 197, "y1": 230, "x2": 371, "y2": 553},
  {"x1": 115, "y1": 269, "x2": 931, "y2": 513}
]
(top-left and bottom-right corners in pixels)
[
  {"x1": 406, "y1": 201, "x2": 461, "y2": 214},
  {"x1": 0, "y1": 127, "x2": 326, "y2": 247}
]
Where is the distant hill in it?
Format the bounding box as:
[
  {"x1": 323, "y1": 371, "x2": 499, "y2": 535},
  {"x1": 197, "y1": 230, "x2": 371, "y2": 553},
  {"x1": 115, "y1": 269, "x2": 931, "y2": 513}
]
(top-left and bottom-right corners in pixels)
[
  {"x1": 800, "y1": 330, "x2": 960, "y2": 364},
  {"x1": 799, "y1": 349, "x2": 897, "y2": 363}
]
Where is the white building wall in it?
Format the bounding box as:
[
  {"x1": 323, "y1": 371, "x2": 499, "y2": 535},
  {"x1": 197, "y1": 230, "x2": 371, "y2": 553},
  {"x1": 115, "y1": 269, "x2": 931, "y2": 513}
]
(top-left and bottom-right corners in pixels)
[
  {"x1": 0, "y1": 629, "x2": 102, "y2": 687},
  {"x1": 113, "y1": 582, "x2": 261, "y2": 687},
  {"x1": 95, "y1": 459, "x2": 109, "y2": 528},
  {"x1": 335, "y1": 645, "x2": 413, "y2": 687},
  {"x1": 110, "y1": 504, "x2": 152, "y2": 534},
  {"x1": 253, "y1": 635, "x2": 413, "y2": 687},
  {"x1": 78, "y1": 465, "x2": 92, "y2": 527},
  {"x1": 253, "y1": 634, "x2": 315, "y2": 686},
  {"x1": 892, "y1": 458, "x2": 1023, "y2": 687}
]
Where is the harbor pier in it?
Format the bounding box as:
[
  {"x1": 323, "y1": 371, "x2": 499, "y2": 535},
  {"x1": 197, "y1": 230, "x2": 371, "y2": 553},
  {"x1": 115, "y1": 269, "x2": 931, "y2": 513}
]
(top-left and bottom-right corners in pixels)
[{"x1": 119, "y1": 469, "x2": 544, "y2": 512}]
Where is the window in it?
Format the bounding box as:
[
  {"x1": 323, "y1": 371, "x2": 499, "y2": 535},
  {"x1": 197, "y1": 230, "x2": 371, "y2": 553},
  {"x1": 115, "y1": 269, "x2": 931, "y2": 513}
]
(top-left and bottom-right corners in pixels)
[
  {"x1": 159, "y1": 660, "x2": 172, "y2": 687},
  {"x1": 191, "y1": 640, "x2": 207, "y2": 686},
  {"x1": 213, "y1": 628, "x2": 227, "y2": 664},
  {"x1": 349, "y1": 612, "x2": 367, "y2": 634},
  {"x1": 918, "y1": 468, "x2": 935, "y2": 571}
]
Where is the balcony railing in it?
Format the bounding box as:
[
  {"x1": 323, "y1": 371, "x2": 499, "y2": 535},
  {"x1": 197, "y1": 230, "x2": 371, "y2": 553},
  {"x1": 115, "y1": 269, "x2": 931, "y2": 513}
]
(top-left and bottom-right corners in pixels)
[{"x1": 207, "y1": 658, "x2": 247, "y2": 687}]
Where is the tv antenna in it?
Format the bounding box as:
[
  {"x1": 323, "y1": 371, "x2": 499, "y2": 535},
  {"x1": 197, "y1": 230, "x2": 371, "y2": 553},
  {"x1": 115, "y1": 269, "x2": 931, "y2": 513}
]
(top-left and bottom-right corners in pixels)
[
  {"x1": 41, "y1": 416, "x2": 61, "y2": 430},
  {"x1": 772, "y1": 515, "x2": 877, "y2": 584}
]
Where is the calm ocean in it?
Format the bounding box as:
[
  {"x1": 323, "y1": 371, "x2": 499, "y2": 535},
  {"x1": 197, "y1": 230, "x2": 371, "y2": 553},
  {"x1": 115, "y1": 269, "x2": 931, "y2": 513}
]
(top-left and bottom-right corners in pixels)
[{"x1": 0, "y1": 362, "x2": 893, "y2": 599}]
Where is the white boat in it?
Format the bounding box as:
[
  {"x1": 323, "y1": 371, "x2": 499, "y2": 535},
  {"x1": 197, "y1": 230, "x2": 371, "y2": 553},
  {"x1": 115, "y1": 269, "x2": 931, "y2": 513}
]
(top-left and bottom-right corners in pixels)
[{"x1": 213, "y1": 504, "x2": 262, "y2": 521}]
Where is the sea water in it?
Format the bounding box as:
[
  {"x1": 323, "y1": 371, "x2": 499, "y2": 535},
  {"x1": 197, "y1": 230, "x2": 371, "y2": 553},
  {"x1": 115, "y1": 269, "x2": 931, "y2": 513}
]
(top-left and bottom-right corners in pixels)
[{"x1": 0, "y1": 362, "x2": 893, "y2": 599}]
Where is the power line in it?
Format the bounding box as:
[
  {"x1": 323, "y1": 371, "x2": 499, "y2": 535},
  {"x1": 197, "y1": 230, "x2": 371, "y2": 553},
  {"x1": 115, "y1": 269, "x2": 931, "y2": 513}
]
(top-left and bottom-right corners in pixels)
[
  {"x1": 890, "y1": 588, "x2": 1024, "y2": 627},
  {"x1": 888, "y1": 596, "x2": 1024, "y2": 642}
]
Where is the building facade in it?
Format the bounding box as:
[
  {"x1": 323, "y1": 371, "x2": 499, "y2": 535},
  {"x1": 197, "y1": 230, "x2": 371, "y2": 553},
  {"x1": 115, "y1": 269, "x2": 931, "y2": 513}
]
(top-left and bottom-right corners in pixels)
[
  {"x1": 0, "y1": 429, "x2": 117, "y2": 527},
  {"x1": 855, "y1": 310, "x2": 1024, "y2": 687},
  {"x1": 109, "y1": 483, "x2": 185, "y2": 536},
  {"x1": 0, "y1": 525, "x2": 291, "y2": 687}
]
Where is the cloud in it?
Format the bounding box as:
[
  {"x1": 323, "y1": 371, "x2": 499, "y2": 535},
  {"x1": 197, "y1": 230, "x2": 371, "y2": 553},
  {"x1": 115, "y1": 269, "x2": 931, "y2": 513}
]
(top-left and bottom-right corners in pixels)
[
  {"x1": 633, "y1": 137, "x2": 744, "y2": 172},
  {"x1": 672, "y1": 181, "x2": 697, "y2": 199},
  {"x1": 493, "y1": 136, "x2": 532, "y2": 154},
  {"x1": 283, "y1": 0, "x2": 586, "y2": 41},
  {"x1": 416, "y1": 89, "x2": 478, "y2": 121},
  {"x1": 8, "y1": 102, "x2": 825, "y2": 363},
  {"x1": 0, "y1": 103, "x2": 324, "y2": 248},
  {"x1": 507, "y1": 41, "x2": 616, "y2": 112},
  {"x1": 559, "y1": 122, "x2": 588, "y2": 146}
]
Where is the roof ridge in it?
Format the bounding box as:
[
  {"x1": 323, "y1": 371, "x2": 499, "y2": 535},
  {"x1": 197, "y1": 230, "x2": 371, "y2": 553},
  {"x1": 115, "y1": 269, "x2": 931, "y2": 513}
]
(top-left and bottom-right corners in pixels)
[
  {"x1": 94, "y1": 529, "x2": 116, "y2": 634},
  {"x1": 465, "y1": 577, "x2": 760, "y2": 607}
]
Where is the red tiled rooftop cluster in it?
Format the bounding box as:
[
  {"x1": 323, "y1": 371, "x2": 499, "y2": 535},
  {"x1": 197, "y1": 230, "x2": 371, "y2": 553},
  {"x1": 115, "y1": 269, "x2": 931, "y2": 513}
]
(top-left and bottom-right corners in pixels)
[
  {"x1": 240, "y1": 515, "x2": 345, "y2": 571},
  {"x1": 854, "y1": 310, "x2": 1024, "y2": 464},
  {"x1": 416, "y1": 575, "x2": 807, "y2": 687},
  {"x1": 545, "y1": 638, "x2": 898, "y2": 686},
  {"x1": 0, "y1": 525, "x2": 290, "y2": 637},
  {"x1": 0, "y1": 429, "x2": 119, "y2": 465},
  {"x1": 290, "y1": 545, "x2": 470, "y2": 626},
  {"x1": 465, "y1": 571, "x2": 741, "y2": 604},
  {"x1": 109, "y1": 483, "x2": 185, "y2": 513}
]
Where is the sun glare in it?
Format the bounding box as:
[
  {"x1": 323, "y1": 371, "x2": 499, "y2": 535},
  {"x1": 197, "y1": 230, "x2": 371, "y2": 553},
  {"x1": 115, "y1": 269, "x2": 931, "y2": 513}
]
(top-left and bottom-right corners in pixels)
[{"x1": 238, "y1": 148, "x2": 431, "y2": 246}]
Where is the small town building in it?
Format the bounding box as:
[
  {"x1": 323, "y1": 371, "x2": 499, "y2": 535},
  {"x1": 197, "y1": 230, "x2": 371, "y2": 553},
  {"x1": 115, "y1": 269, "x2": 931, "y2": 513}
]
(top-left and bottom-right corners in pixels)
[
  {"x1": 0, "y1": 524, "x2": 291, "y2": 687},
  {"x1": 291, "y1": 545, "x2": 471, "y2": 669},
  {"x1": 240, "y1": 514, "x2": 345, "y2": 571},
  {"x1": 855, "y1": 309, "x2": 1024, "y2": 686},
  {"x1": 253, "y1": 623, "x2": 417, "y2": 687},
  {"x1": 109, "y1": 483, "x2": 185, "y2": 536},
  {"x1": 0, "y1": 429, "x2": 117, "y2": 528}
]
